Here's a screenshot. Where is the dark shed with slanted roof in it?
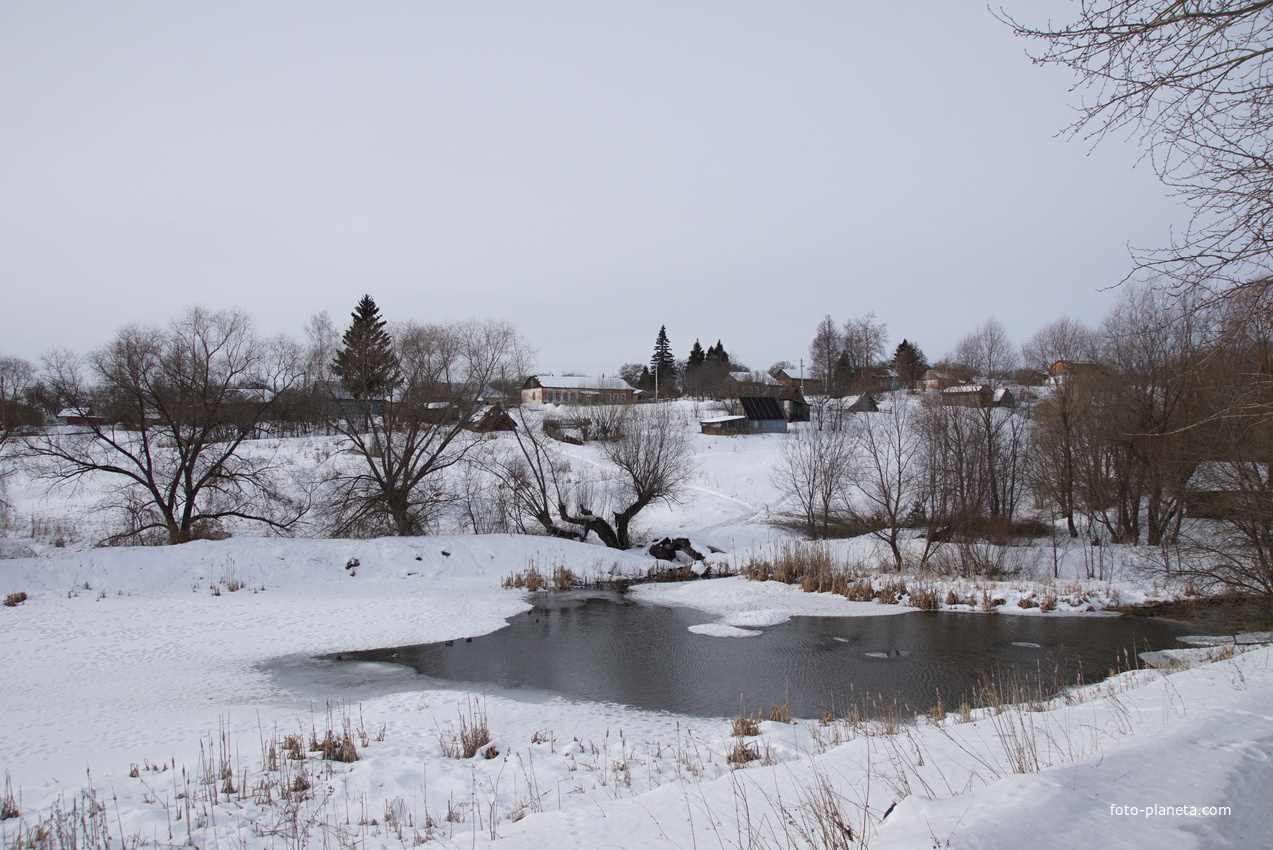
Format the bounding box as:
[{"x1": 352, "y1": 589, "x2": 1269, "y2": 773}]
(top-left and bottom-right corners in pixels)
[{"x1": 739, "y1": 396, "x2": 788, "y2": 433}]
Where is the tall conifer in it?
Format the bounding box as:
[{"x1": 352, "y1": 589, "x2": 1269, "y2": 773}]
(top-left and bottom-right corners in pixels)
[{"x1": 331, "y1": 295, "x2": 397, "y2": 400}]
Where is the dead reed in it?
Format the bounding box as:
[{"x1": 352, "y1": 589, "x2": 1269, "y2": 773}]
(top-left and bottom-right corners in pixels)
[{"x1": 437, "y1": 698, "x2": 493, "y2": 759}]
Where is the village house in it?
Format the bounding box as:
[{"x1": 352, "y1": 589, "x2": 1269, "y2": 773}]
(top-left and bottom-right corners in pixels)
[
  {"x1": 917, "y1": 369, "x2": 958, "y2": 391},
  {"x1": 939, "y1": 385, "x2": 1016, "y2": 408},
  {"x1": 722, "y1": 370, "x2": 783, "y2": 397},
  {"x1": 520, "y1": 375, "x2": 637, "y2": 405},
  {"x1": 1047, "y1": 360, "x2": 1110, "y2": 386}
]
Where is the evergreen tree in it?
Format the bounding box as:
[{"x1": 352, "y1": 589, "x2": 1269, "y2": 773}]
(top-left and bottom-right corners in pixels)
[
  {"x1": 683, "y1": 339, "x2": 706, "y2": 396},
  {"x1": 892, "y1": 339, "x2": 928, "y2": 388},
  {"x1": 699, "y1": 340, "x2": 734, "y2": 398},
  {"x1": 331, "y1": 295, "x2": 397, "y2": 401},
  {"x1": 650, "y1": 326, "x2": 676, "y2": 396},
  {"x1": 687, "y1": 340, "x2": 706, "y2": 371}
]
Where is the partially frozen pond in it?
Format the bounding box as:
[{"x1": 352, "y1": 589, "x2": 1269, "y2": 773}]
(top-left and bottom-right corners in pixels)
[{"x1": 289, "y1": 591, "x2": 1188, "y2": 719}]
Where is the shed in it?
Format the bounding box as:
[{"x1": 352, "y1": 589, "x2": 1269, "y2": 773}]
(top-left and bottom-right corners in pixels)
[
  {"x1": 56, "y1": 407, "x2": 106, "y2": 427},
  {"x1": 739, "y1": 396, "x2": 788, "y2": 433},
  {"x1": 700, "y1": 414, "x2": 749, "y2": 436},
  {"x1": 466, "y1": 404, "x2": 517, "y2": 433}
]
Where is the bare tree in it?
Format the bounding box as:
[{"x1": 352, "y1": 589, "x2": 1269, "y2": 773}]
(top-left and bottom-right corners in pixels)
[
  {"x1": 929, "y1": 319, "x2": 1027, "y2": 533},
  {"x1": 1095, "y1": 285, "x2": 1209, "y2": 545},
  {"x1": 0, "y1": 355, "x2": 38, "y2": 433},
  {"x1": 840, "y1": 312, "x2": 888, "y2": 391},
  {"x1": 323, "y1": 318, "x2": 530, "y2": 537},
  {"x1": 24, "y1": 309, "x2": 303, "y2": 544},
  {"x1": 478, "y1": 405, "x2": 587, "y2": 540},
  {"x1": 1021, "y1": 316, "x2": 1098, "y2": 376},
  {"x1": 842, "y1": 402, "x2": 932, "y2": 571},
  {"x1": 770, "y1": 423, "x2": 857, "y2": 538},
  {"x1": 1001, "y1": 1, "x2": 1273, "y2": 292},
  {"x1": 1024, "y1": 318, "x2": 1100, "y2": 536},
  {"x1": 809, "y1": 315, "x2": 844, "y2": 398},
  {"x1": 952, "y1": 318, "x2": 1018, "y2": 386},
  {"x1": 557, "y1": 403, "x2": 696, "y2": 549}
]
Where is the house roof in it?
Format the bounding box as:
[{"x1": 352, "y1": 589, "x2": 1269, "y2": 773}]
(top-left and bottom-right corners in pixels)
[
  {"x1": 700, "y1": 415, "x2": 748, "y2": 424},
  {"x1": 526, "y1": 375, "x2": 635, "y2": 391},
  {"x1": 739, "y1": 396, "x2": 786, "y2": 421},
  {"x1": 729, "y1": 371, "x2": 779, "y2": 385}
]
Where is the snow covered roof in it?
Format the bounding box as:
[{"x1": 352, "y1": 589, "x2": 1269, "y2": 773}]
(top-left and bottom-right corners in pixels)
[
  {"x1": 528, "y1": 375, "x2": 635, "y2": 391},
  {"x1": 700, "y1": 415, "x2": 747, "y2": 424},
  {"x1": 942, "y1": 384, "x2": 985, "y2": 394},
  {"x1": 729, "y1": 371, "x2": 779, "y2": 385}
]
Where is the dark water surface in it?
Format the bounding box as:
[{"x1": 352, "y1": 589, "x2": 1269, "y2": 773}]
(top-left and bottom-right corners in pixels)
[{"x1": 318, "y1": 591, "x2": 1188, "y2": 719}]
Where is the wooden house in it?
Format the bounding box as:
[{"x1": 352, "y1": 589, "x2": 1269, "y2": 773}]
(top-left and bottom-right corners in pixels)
[{"x1": 521, "y1": 375, "x2": 636, "y2": 405}]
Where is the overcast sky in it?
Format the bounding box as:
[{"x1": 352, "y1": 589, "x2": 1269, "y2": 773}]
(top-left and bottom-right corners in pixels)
[{"x1": 0, "y1": 1, "x2": 1188, "y2": 377}]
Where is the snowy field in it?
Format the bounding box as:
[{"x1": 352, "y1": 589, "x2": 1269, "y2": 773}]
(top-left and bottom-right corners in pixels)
[{"x1": 2, "y1": 403, "x2": 1271, "y2": 849}]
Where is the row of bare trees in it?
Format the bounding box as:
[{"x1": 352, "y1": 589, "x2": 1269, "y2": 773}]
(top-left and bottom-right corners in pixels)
[
  {"x1": 775, "y1": 283, "x2": 1273, "y2": 594},
  {"x1": 0, "y1": 301, "x2": 540, "y2": 544},
  {"x1": 0, "y1": 298, "x2": 701, "y2": 550}
]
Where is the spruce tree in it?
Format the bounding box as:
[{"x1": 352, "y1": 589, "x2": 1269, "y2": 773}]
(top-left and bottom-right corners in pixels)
[
  {"x1": 687, "y1": 339, "x2": 706, "y2": 371},
  {"x1": 650, "y1": 326, "x2": 676, "y2": 396},
  {"x1": 684, "y1": 339, "x2": 706, "y2": 396},
  {"x1": 331, "y1": 295, "x2": 397, "y2": 400},
  {"x1": 892, "y1": 339, "x2": 928, "y2": 388},
  {"x1": 705, "y1": 340, "x2": 730, "y2": 369}
]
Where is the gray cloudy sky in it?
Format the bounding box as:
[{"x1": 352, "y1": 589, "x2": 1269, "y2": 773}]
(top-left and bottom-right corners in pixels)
[{"x1": 1, "y1": 1, "x2": 1187, "y2": 376}]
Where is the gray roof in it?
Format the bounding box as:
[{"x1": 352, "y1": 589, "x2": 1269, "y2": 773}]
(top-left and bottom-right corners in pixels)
[{"x1": 739, "y1": 396, "x2": 786, "y2": 421}]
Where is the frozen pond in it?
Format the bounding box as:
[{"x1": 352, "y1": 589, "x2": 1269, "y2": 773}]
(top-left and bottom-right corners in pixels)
[{"x1": 281, "y1": 591, "x2": 1188, "y2": 719}]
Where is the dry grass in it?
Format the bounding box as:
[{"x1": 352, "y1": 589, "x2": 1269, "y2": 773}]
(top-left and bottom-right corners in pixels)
[
  {"x1": 730, "y1": 716, "x2": 760, "y2": 737},
  {"x1": 909, "y1": 583, "x2": 940, "y2": 610},
  {"x1": 874, "y1": 578, "x2": 907, "y2": 605},
  {"x1": 437, "y1": 698, "x2": 493, "y2": 759},
  {"x1": 501, "y1": 567, "x2": 547, "y2": 591},
  {"x1": 726, "y1": 739, "x2": 761, "y2": 765},
  {"x1": 502, "y1": 558, "x2": 582, "y2": 592},
  {"x1": 742, "y1": 541, "x2": 861, "y2": 588},
  {"x1": 1, "y1": 772, "x2": 18, "y2": 820},
  {"x1": 843, "y1": 578, "x2": 874, "y2": 601},
  {"x1": 309, "y1": 703, "x2": 359, "y2": 763}
]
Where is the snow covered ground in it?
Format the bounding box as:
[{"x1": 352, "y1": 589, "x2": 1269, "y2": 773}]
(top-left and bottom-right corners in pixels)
[{"x1": 1, "y1": 405, "x2": 1270, "y2": 848}]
